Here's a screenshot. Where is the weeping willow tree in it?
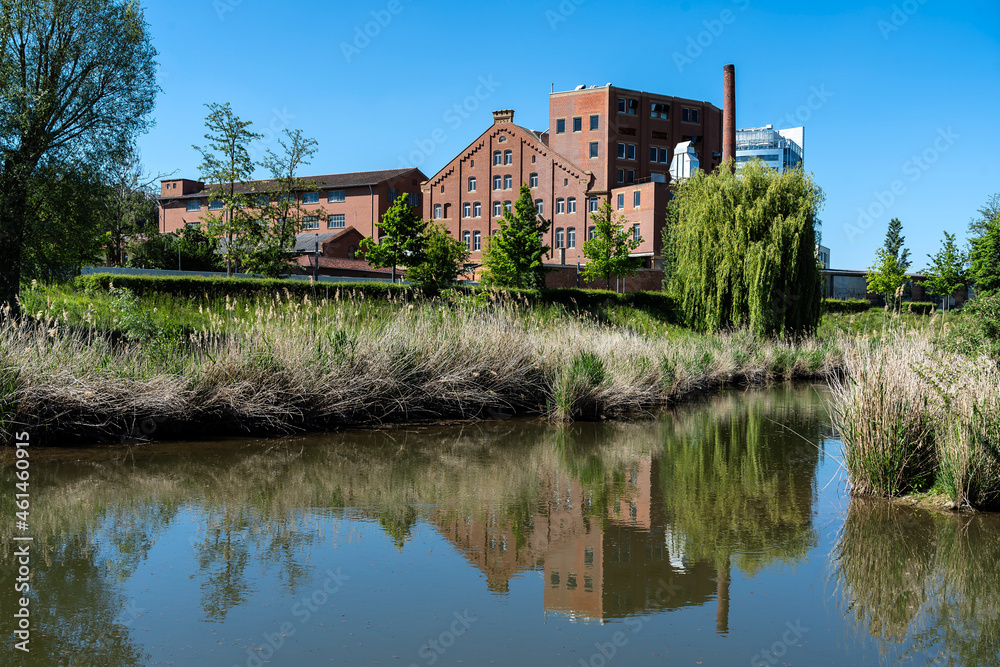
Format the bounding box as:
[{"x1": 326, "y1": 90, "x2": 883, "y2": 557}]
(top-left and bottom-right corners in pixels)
[{"x1": 663, "y1": 159, "x2": 824, "y2": 337}]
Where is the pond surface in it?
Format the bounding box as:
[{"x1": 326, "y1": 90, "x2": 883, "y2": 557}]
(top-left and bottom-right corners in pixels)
[{"x1": 3, "y1": 386, "x2": 1000, "y2": 666}]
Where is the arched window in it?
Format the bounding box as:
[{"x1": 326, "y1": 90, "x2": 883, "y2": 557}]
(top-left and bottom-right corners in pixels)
[
  {"x1": 493, "y1": 151, "x2": 502, "y2": 166},
  {"x1": 556, "y1": 198, "x2": 566, "y2": 214},
  {"x1": 535, "y1": 199, "x2": 544, "y2": 214},
  {"x1": 568, "y1": 197, "x2": 577, "y2": 213},
  {"x1": 555, "y1": 228, "x2": 565, "y2": 249},
  {"x1": 567, "y1": 227, "x2": 576, "y2": 248}
]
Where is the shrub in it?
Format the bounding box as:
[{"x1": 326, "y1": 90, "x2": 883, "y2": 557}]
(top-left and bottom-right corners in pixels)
[
  {"x1": 943, "y1": 293, "x2": 1000, "y2": 363},
  {"x1": 822, "y1": 299, "x2": 872, "y2": 314}
]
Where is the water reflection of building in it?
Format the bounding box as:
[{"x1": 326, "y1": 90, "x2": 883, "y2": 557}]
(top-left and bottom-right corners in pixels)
[{"x1": 431, "y1": 456, "x2": 727, "y2": 627}]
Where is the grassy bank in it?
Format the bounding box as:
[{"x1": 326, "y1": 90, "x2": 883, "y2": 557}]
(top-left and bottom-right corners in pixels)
[
  {"x1": 0, "y1": 281, "x2": 841, "y2": 445},
  {"x1": 830, "y1": 325, "x2": 1000, "y2": 510}
]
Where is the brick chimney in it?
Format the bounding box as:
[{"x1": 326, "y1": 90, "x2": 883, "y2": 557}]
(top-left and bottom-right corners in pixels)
[
  {"x1": 492, "y1": 109, "x2": 515, "y2": 124},
  {"x1": 722, "y1": 64, "x2": 736, "y2": 171}
]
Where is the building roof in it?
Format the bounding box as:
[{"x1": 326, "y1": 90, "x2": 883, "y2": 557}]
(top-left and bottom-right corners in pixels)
[
  {"x1": 160, "y1": 168, "x2": 423, "y2": 200},
  {"x1": 290, "y1": 227, "x2": 362, "y2": 254},
  {"x1": 293, "y1": 255, "x2": 393, "y2": 274}
]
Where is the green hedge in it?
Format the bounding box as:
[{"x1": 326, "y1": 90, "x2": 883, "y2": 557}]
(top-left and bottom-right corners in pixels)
[
  {"x1": 905, "y1": 301, "x2": 936, "y2": 315},
  {"x1": 822, "y1": 299, "x2": 873, "y2": 314},
  {"x1": 74, "y1": 273, "x2": 417, "y2": 301},
  {"x1": 73, "y1": 274, "x2": 678, "y2": 320}
]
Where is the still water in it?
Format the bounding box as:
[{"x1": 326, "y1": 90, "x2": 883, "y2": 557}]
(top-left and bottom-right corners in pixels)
[{"x1": 3, "y1": 386, "x2": 1000, "y2": 666}]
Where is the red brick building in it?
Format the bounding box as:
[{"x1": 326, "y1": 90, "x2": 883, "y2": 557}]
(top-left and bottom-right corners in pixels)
[
  {"x1": 158, "y1": 168, "x2": 426, "y2": 239},
  {"x1": 422, "y1": 85, "x2": 723, "y2": 271}
]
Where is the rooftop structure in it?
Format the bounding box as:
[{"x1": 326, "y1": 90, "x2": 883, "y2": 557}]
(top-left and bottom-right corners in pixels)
[{"x1": 735, "y1": 125, "x2": 804, "y2": 173}]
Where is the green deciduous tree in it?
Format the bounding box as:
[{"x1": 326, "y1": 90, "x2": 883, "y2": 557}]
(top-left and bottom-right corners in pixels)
[
  {"x1": 405, "y1": 222, "x2": 470, "y2": 291},
  {"x1": 194, "y1": 103, "x2": 262, "y2": 277},
  {"x1": 969, "y1": 193, "x2": 1000, "y2": 296},
  {"x1": 481, "y1": 184, "x2": 552, "y2": 290},
  {"x1": 246, "y1": 129, "x2": 319, "y2": 278},
  {"x1": 359, "y1": 194, "x2": 427, "y2": 283},
  {"x1": 922, "y1": 231, "x2": 967, "y2": 313},
  {"x1": 581, "y1": 199, "x2": 642, "y2": 290},
  {"x1": 127, "y1": 226, "x2": 223, "y2": 272},
  {"x1": 0, "y1": 0, "x2": 159, "y2": 316},
  {"x1": 867, "y1": 218, "x2": 912, "y2": 311},
  {"x1": 663, "y1": 159, "x2": 824, "y2": 337},
  {"x1": 21, "y1": 161, "x2": 106, "y2": 282},
  {"x1": 101, "y1": 147, "x2": 165, "y2": 267}
]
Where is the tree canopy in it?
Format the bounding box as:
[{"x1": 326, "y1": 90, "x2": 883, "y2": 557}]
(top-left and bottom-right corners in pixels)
[
  {"x1": 663, "y1": 159, "x2": 824, "y2": 337},
  {"x1": 405, "y1": 222, "x2": 470, "y2": 292},
  {"x1": 867, "y1": 218, "x2": 912, "y2": 310},
  {"x1": 922, "y1": 231, "x2": 967, "y2": 312},
  {"x1": 969, "y1": 193, "x2": 1000, "y2": 296},
  {"x1": 481, "y1": 184, "x2": 551, "y2": 290},
  {"x1": 0, "y1": 0, "x2": 159, "y2": 315},
  {"x1": 359, "y1": 195, "x2": 427, "y2": 283},
  {"x1": 581, "y1": 199, "x2": 642, "y2": 289}
]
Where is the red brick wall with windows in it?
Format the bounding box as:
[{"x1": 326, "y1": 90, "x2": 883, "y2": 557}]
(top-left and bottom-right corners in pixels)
[{"x1": 422, "y1": 112, "x2": 595, "y2": 266}]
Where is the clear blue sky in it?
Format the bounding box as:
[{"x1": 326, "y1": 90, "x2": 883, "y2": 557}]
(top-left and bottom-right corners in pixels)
[{"x1": 136, "y1": 0, "x2": 1000, "y2": 271}]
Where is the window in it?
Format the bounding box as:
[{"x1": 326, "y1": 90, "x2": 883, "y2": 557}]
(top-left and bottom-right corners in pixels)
[
  {"x1": 328, "y1": 214, "x2": 345, "y2": 229},
  {"x1": 618, "y1": 143, "x2": 626, "y2": 159},
  {"x1": 619, "y1": 97, "x2": 637, "y2": 114},
  {"x1": 301, "y1": 215, "x2": 319, "y2": 230},
  {"x1": 468, "y1": 176, "x2": 477, "y2": 192},
  {"x1": 529, "y1": 173, "x2": 539, "y2": 188},
  {"x1": 280, "y1": 194, "x2": 296, "y2": 204},
  {"x1": 302, "y1": 192, "x2": 320, "y2": 204},
  {"x1": 504, "y1": 150, "x2": 513, "y2": 165},
  {"x1": 463, "y1": 202, "x2": 472, "y2": 218},
  {"x1": 589, "y1": 142, "x2": 599, "y2": 158},
  {"x1": 493, "y1": 150, "x2": 502, "y2": 165},
  {"x1": 588, "y1": 226, "x2": 596, "y2": 240},
  {"x1": 433, "y1": 203, "x2": 442, "y2": 219},
  {"x1": 462, "y1": 231, "x2": 471, "y2": 249},
  {"x1": 536, "y1": 199, "x2": 544, "y2": 215},
  {"x1": 659, "y1": 147, "x2": 669, "y2": 163},
  {"x1": 328, "y1": 190, "x2": 346, "y2": 203},
  {"x1": 588, "y1": 197, "x2": 599, "y2": 212},
  {"x1": 590, "y1": 114, "x2": 599, "y2": 130},
  {"x1": 556, "y1": 118, "x2": 566, "y2": 134},
  {"x1": 650, "y1": 147, "x2": 658, "y2": 163},
  {"x1": 568, "y1": 197, "x2": 577, "y2": 213},
  {"x1": 556, "y1": 198, "x2": 565, "y2": 214},
  {"x1": 634, "y1": 191, "x2": 641, "y2": 208},
  {"x1": 573, "y1": 116, "x2": 582, "y2": 132},
  {"x1": 209, "y1": 199, "x2": 223, "y2": 210},
  {"x1": 532, "y1": 155, "x2": 537, "y2": 163},
  {"x1": 617, "y1": 193, "x2": 625, "y2": 210},
  {"x1": 408, "y1": 192, "x2": 421, "y2": 207},
  {"x1": 555, "y1": 228, "x2": 564, "y2": 249},
  {"x1": 633, "y1": 224, "x2": 641, "y2": 242},
  {"x1": 493, "y1": 175, "x2": 503, "y2": 190},
  {"x1": 498, "y1": 135, "x2": 507, "y2": 143},
  {"x1": 186, "y1": 221, "x2": 200, "y2": 229},
  {"x1": 255, "y1": 195, "x2": 270, "y2": 207},
  {"x1": 618, "y1": 97, "x2": 626, "y2": 113},
  {"x1": 504, "y1": 200, "x2": 512, "y2": 213},
  {"x1": 692, "y1": 108, "x2": 699, "y2": 123},
  {"x1": 683, "y1": 107, "x2": 700, "y2": 123},
  {"x1": 185, "y1": 200, "x2": 201, "y2": 212},
  {"x1": 493, "y1": 201, "x2": 502, "y2": 216},
  {"x1": 470, "y1": 159, "x2": 475, "y2": 167},
  {"x1": 503, "y1": 174, "x2": 512, "y2": 190},
  {"x1": 440, "y1": 184, "x2": 444, "y2": 194},
  {"x1": 617, "y1": 169, "x2": 625, "y2": 183},
  {"x1": 473, "y1": 202, "x2": 482, "y2": 217},
  {"x1": 627, "y1": 170, "x2": 635, "y2": 184},
  {"x1": 651, "y1": 102, "x2": 670, "y2": 119},
  {"x1": 567, "y1": 227, "x2": 576, "y2": 248},
  {"x1": 473, "y1": 230, "x2": 482, "y2": 251},
  {"x1": 627, "y1": 144, "x2": 636, "y2": 160},
  {"x1": 628, "y1": 99, "x2": 638, "y2": 115}
]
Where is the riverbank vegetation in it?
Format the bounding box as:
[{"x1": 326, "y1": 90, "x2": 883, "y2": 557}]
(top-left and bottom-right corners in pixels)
[{"x1": 0, "y1": 279, "x2": 841, "y2": 445}]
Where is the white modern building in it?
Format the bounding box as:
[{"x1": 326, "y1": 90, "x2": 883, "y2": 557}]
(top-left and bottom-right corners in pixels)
[{"x1": 735, "y1": 125, "x2": 804, "y2": 173}]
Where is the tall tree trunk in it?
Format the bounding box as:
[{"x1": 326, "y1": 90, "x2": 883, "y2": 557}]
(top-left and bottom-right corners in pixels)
[{"x1": 0, "y1": 160, "x2": 36, "y2": 320}]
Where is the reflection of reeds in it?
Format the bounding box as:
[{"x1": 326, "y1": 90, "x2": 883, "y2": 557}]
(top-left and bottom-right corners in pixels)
[
  {"x1": 0, "y1": 291, "x2": 841, "y2": 443},
  {"x1": 834, "y1": 498, "x2": 1000, "y2": 665}
]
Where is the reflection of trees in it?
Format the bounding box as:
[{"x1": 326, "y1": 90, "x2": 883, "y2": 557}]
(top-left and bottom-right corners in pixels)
[
  {"x1": 658, "y1": 388, "x2": 823, "y2": 573},
  {"x1": 0, "y1": 533, "x2": 150, "y2": 665},
  {"x1": 834, "y1": 499, "x2": 1000, "y2": 666}
]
